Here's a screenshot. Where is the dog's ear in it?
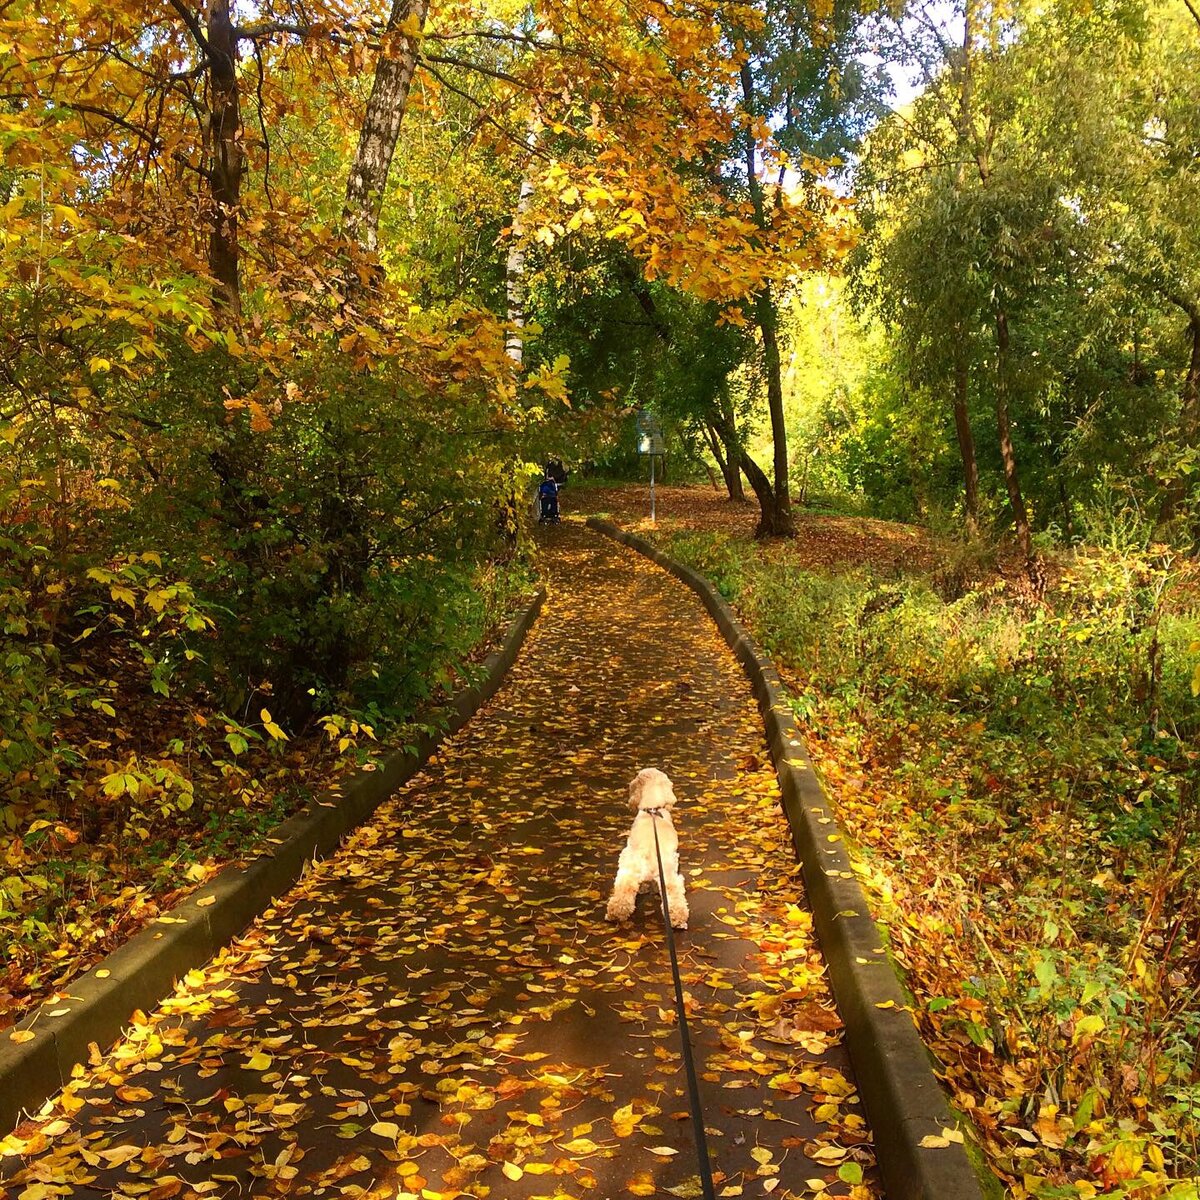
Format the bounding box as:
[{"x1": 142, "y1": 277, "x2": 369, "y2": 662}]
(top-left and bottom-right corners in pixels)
[
  {"x1": 656, "y1": 774, "x2": 677, "y2": 808},
  {"x1": 628, "y1": 770, "x2": 646, "y2": 811}
]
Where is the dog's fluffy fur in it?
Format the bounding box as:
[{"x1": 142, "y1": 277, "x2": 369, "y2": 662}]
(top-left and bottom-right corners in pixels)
[{"x1": 604, "y1": 768, "x2": 689, "y2": 930}]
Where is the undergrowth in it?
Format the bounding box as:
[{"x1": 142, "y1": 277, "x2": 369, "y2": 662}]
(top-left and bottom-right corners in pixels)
[
  {"x1": 665, "y1": 528, "x2": 1200, "y2": 1200},
  {"x1": 0, "y1": 543, "x2": 533, "y2": 1026}
]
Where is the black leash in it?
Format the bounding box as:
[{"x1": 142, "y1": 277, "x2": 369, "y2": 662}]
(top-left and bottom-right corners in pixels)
[{"x1": 649, "y1": 812, "x2": 717, "y2": 1200}]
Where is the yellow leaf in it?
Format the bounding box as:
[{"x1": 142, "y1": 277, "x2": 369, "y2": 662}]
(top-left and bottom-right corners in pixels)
[
  {"x1": 52, "y1": 203, "x2": 82, "y2": 228},
  {"x1": 245, "y1": 1052, "x2": 272, "y2": 1071},
  {"x1": 8, "y1": 1030, "x2": 35, "y2": 1044},
  {"x1": 562, "y1": 1137, "x2": 601, "y2": 1154},
  {"x1": 502, "y1": 1162, "x2": 523, "y2": 1181},
  {"x1": 261, "y1": 709, "x2": 289, "y2": 741},
  {"x1": 809, "y1": 1144, "x2": 847, "y2": 1163},
  {"x1": 371, "y1": 1121, "x2": 400, "y2": 1139},
  {"x1": 99, "y1": 1144, "x2": 141, "y2": 1165}
]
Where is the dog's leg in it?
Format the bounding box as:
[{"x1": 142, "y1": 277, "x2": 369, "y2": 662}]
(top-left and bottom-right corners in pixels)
[
  {"x1": 606, "y1": 865, "x2": 639, "y2": 922},
  {"x1": 664, "y1": 870, "x2": 689, "y2": 930}
]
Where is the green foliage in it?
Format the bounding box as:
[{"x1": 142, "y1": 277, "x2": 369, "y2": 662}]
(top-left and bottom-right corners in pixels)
[
  {"x1": 827, "y1": 0, "x2": 1200, "y2": 547},
  {"x1": 665, "y1": 532, "x2": 746, "y2": 600},
  {"x1": 528, "y1": 242, "x2": 753, "y2": 478}
]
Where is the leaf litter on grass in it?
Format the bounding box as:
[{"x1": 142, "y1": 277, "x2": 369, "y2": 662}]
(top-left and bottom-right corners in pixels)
[{"x1": 0, "y1": 526, "x2": 877, "y2": 1200}]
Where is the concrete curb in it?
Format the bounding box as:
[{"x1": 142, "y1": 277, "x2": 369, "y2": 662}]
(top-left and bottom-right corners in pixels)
[
  {"x1": 586, "y1": 518, "x2": 996, "y2": 1200},
  {"x1": 0, "y1": 589, "x2": 546, "y2": 1136}
]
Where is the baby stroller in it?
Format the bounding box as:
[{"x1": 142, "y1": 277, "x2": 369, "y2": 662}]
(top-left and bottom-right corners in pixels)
[{"x1": 538, "y1": 475, "x2": 561, "y2": 523}]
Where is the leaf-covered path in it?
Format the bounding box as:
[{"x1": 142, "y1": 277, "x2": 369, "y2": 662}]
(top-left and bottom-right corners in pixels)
[{"x1": 1, "y1": 526, "x2": 876, "y2": 1200}]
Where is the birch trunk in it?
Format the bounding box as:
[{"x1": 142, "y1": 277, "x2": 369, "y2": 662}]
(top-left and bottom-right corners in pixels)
[
  {"x1": 505, "y1": 128, "x2": 539, "y2": 364},
  {"x1": 343, "y1": 0, "x2": 429, "y2": 262}
]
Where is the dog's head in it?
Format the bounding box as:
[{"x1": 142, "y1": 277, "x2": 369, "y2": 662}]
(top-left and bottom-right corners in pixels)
[{"x1": 628, "y1": 768, "x2": 676, "y2": 813}]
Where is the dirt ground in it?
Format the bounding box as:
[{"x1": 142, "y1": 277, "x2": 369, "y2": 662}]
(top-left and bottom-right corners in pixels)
[{"x1": 563, "y1": 484, "x2": 942, "y2": 576}]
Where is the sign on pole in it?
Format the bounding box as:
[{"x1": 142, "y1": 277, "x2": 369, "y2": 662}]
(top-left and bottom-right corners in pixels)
[{"x1": 636, "y1": 410, "x2": 664, "y2": 523}]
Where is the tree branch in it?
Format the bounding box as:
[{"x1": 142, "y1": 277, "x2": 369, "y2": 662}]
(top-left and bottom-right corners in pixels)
[
  {"x1": 167, "y1": 0, "x2": 213, "y2": 57},
  {"x1": 54, "y1": 100, "x2": 163, "y2": 151},
  {"x1": 419, "y1": 51, "x2": 523, "y2": 87},
  {"x1": 419, "y1": 63, "x2": 547, "y2": 158}
]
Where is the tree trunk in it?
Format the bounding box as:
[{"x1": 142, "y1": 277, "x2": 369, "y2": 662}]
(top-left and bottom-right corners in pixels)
[
  {"x1": 755, "y1": 284, "x2": 794, "y2": 525},
  {"x1": 704, "y1": 419, "x2": 744, "y2": 501},
  {"x1": 505, "y1": 127, "x2": 539, "y2": 364},
  {"x1": 718, "y1": 447, "x2": 744, "y2": 502},
  {"x1": 714, "y1": 387, "x2": 746, "y2": 502},
  {"x1": 952, "y1": 338, "x2": 980, "y2": 536},
  {"x1": 995, "y1": 309, "x2": 1032, "y2": 560},
  {"x1": 1180, "y1": 312, "x2": 1200, "y2": 443},
  {"x1": 343, "y1": 0, "x2": 429, "y2": 263},
  {"x1": 737, "y1": 446, "x2": 793, "y2": 536},
  {"x1": 740, "y1": 61, "x2": 795, "y2": 537},
  {"x1": 207, "y1": 0, "x2": 242, "y2": 317},
  {"x1": 708, "y1": 404, "x2": 786, "y2": 533}
]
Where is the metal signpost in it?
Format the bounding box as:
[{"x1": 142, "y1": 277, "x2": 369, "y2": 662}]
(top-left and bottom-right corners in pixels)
[{"x1": 636, "y1": 411, "x2": 664, "y2": 523}]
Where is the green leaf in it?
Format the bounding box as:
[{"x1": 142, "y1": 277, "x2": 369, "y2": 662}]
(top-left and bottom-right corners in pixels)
[{"x1": 1034, "y1": 954, "x2": 1057, "y2": 990}]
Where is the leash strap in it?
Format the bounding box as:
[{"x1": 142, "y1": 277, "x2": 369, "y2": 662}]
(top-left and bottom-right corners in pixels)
[{"x1": 650, "y1": 813, "x2": 717, "y2": 1200}]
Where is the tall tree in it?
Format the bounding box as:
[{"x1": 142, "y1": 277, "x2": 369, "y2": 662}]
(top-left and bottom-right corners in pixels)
[
  {"x1": 719, "y1": 0, "x2": 884, "y2": 534},
  {"x1": 738, "y1": 62, "x2": 797, "y2": 534}
]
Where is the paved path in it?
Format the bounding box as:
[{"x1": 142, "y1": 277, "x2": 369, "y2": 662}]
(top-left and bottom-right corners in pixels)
[{"x1": 1, "y1": 526, "x2": 876, "y2": 1200}]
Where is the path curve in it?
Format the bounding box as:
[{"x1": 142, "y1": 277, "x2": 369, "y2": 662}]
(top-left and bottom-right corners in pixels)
[{"x1": 1, "y1": 526, "x2": 876, "y2": 1200}]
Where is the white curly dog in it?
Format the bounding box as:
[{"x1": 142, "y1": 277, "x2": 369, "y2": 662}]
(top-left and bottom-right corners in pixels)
[{"x1": 605, "y1": 768, "x2": 689, "y2": 930}]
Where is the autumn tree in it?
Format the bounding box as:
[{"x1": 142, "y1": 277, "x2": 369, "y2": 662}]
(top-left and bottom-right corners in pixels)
[{"x1": 711, "y1": 0, "x2": 884, "y2": 533}]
